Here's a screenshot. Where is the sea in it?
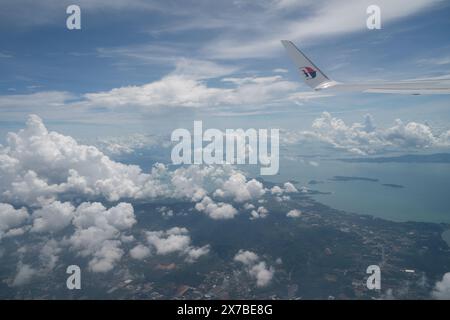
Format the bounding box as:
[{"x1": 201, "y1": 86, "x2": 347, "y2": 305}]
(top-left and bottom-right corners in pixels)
[{"x1": 265, "y1": 153, "x2": 450, "y2": 224}]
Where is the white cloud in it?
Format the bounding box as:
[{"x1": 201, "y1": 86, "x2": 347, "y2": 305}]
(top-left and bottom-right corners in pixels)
[
  {"x1": 31, "y1": 201, "x2": 75, "y2": 233},
  {"x1": 0, "y1": 115, "x2": 248, "y2": 207},
  {"x1": 67, "y1": 202, "x2": 136, "y2": 273},
  {"x1": 214, "y1": 173, "x2": 265, "y2": 203},
  {"x1": 39, "y1": 239, "x2": 61, "y2": 271},
  {"x1": 270, "y1": 186, "x2": 283, "y2": 195},
  {"x1": 12, "y1": 263, "x2": 37, "y2": 287},
  {"x1": 0, "y1": 63, "x2": 319, "y2": 119},
  {"x1": 0, "y1": 203, "x2": 29, "y2": 239},
  {"x1": 87, "y1": 240, "x2": 124, "y2": 273},
  {"x1": 234, "y1": 249, "x2": 274, "y2": 287},
  {"x1": 0, "y1": 115, "x2": 275, "y2": 225},
  {"x1": 0, "y1": 115, "x2": 170, "y2": 205},
  {"x1": 170, "y1": 165, "x2": 220, "y2": 202},
  {"x1": 146, "y1": 227, "x2": 191, "y2": 255},
  {"x1": 157, "y1": 206, "x2": 174, "y2": 217},
  {"x1": 185, "y1": 245, "x2": 210, "y2": 263},
  {"x1": 195, "y1": 196, "x2": 238, "y2": 220},
  {"x1": 234, "y1": 250, "x2": 259, "y2": 266},
  {"x1": 250, "y1": 206, "x2": 268, "y2": 219},
  {"x1": 0, "y1": 116, "x2": 303, "y2": 280},
  {"x1": 283, "y1": 112, "x2": 450, "y2": 155},
  {"x1": 81, "y1": 74, "x2": 298, "y2": 111},
  {"x1": 72, "y1": 202, "x2": 136, "y2": 231},
  {"x1": 170, "y1": 165, "x2": 266, "y2": 211},
  {"x1": 83, "y1": 75, "x2": 222, "y2": 109},
  {"x1": 432, "y1": 272, "x2": 450, "y2": 299},
  {"x1": 130, "y1": 244, "x2": 151, "y2": 260},
  {"x1": 271, "y1": 182, "x2": 297, "y2": 195},
  {"x1": 287, "y1": 209, "x2": 302, "y2": 218},
  {"x1": 145, "y1": 227, "x2": 209, "y2": 262},
  {"x1": 243, "y1": 203, "x2": 255, "y2": 210},
  {"x1": 0, "y1": 58, "x2": 303, "y2": 118},
  {"x1": 249, "y1": 261, "x2": 274, "y2": 287},
  {"x1": 203, "y1": 0, "x2": 440, "y2": 59},
  {"x1": 283, "y1": 182, "x2": 298, "y2": 193}
]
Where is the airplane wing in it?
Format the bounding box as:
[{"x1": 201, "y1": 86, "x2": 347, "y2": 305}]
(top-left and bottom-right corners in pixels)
[{"x1": 281, "y1": 40, "x2": 450, "y2": 95}]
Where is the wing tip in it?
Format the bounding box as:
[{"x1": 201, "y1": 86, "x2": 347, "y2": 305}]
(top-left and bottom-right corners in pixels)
[{"x1": 280, "y1": 39, "x2": 293, "y2": 46}]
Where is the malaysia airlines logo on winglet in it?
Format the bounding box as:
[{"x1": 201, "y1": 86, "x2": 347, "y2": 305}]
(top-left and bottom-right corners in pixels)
[{"x1": 301, "y1": 66, "x2": 317, "y2": 79}]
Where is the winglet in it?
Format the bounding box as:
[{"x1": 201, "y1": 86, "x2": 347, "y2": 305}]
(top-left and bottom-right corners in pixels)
[{"x1": 281, "y1": 40, "x2": 333, "y2": 90}]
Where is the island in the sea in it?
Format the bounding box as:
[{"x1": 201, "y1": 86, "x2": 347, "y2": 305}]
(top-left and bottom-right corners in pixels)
[
  {"x1": 382, "y1": 183, "x2": 405, "y2": 189},
  {"x1": 329, "y1": 176, "x2": 379, "y2": 182}
]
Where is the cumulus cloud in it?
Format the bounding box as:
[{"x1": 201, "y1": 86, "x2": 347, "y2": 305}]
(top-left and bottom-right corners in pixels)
[
  {"x1": 0, "y1": 115, "x2": 296, "y2": 281},
  {"x1": 170, "y1": 165, "x2": 229, "y2": 202},
  {"x1": 214, "y1": 173, "x2": 265, "y2": 203},
  {"x1": 12, "y1": 263, "x2": 37, "y2": 287},
  {"x1": 195, "y1": 196, "x2": 238, "y2": 220},
  {"x1": 0, "y1": 115, "x2": 267, "y2": 211},
  {"x1": 250, "y1": 206, "x2": 268, "y2": 219},
  {"x1": 64, "y1": 202, "x2": 136, "y2": 272},
  {"x1": 287, "y1": 209, "x2": 302, "y2": 218},
  {"x1": 39, "y1": 239, "x2": 61, "y2": 271},
  {"x1": 243, "y1": 203, "x2": 255, "y2": 210},
  {"x1": 0, "y1": 203, "x2": 29, "y2": 239},
  {"x1": 31, "y1": 201, "x2": 75, "y2": 233},
  {"x1": 157, "y1": 206, "x2": 174, "y2": 217},
  {"x1": 234, "y1": 250, "x2": 259, "y2": 266},
  {"x1": 283, "y1": 112, "x2": 450, "y2": 155},
  {"x1": 249, "y1": 261, "x2": 274, "y2": 287},
  {"x1": 185, "y1": 245, "x2": 210, "y2": 263},
  {"x1": 432, "y1": 272, "x2": 450, "y2": 299},
  {"x1": 72, "y1": 202, "x2": 136, "y2": 231},
  {"x1": 15, "y1": 201, "x2": 138, "y2": 273},
  {"x1": 283, "y1": 182, "x2": 298, "y2": 193},
  {"x1": 145, "y1": 227, "x2": 209, "y2": 262},
  {"x1": 271, "y1": 182, "x2": 298, "y2": 195},
  {"x1": 87, "y1": 240, "x2": 124, "y2": 273},
  {"x1": 146, "y1": 227, "x2": 191, "y2": 255},
  {"x1": 0, "y1": 115, "x2": 296, "y2": 236},
  {"x1": 234, "y1": 250, "x2": 274, "y2": 287},
  {"x1": 0, "y1": 115, "x2": 171, "y2": 205},
  {"x1": 130, "y1": 244, "x2": 151, "y2": 260}
]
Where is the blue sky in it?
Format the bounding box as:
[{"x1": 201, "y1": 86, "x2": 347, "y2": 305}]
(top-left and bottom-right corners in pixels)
[{"x1": 1, "y1": 0, "x2": 450, "y2": 139}]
